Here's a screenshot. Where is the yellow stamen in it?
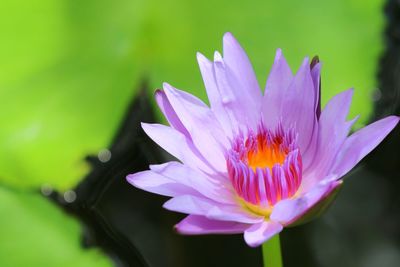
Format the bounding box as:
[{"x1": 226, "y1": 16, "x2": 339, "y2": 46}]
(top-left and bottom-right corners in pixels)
[{"x1": 238, "y1": 197, "x2": 272, "y2": 217}]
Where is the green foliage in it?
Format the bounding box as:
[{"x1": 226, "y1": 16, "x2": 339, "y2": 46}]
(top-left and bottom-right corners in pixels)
[{"x1": 0, "y1": 186, "x2": 112, "y2": 266}]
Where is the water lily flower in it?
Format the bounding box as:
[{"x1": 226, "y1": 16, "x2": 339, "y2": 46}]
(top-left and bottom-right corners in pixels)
[{"x1": 127, "y1": 33, "x2": 399, "y2": 247}]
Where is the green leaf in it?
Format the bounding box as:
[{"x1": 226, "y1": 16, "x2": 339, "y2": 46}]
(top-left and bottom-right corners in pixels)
[{"x1": 0, "y1": 186, "x2": 112, "y2": 267}]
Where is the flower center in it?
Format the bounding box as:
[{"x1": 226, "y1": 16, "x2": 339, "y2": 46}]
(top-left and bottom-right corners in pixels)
[
  {"x1": 227, "y1": 123, "x2": 302, "y2": 215},
  {"x1": 246, "y1": 138, "x2": 288, "y2": 171}
]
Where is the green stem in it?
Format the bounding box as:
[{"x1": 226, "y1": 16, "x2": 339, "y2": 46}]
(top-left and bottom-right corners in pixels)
[{"x1": 262, "y1": 234, "x2": 283, "y2": 267}]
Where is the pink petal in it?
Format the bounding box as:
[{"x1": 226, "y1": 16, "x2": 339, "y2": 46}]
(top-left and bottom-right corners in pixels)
[
  {"x1": 301, "y1": 61, "x2": 322, "y2": 169},
  {"x1": 150, "y1": 161, "x2": 235, "y2": 204},
  {"x1": 197, "y1": 52, "x2": 234, "y2": 137},
  {"x1": 270, "y1": 178, "x2": 341, "y2": 225},
  {"x1": 301, "y1": 123, "x2": 318, "y2": 172},
  {"x1": 141, "y1": 123, "x2": 214, "y2": 173},
  {"x1": 222, "y1": 32, "x2": 262, "y2": 106},
  {"x1": 302, "y1": 89, "x2": 356, "y2": 191},
  {"x1": 175, "y1": 215, "x2": 249, "y2": 235},
  {"x1": 155, "y1": 89, "x2": 190, "y2": 137},
  {"x1": 213, "y1": 52, "x2": 261, "y2": 132},
  {"x1": 281, "y1": 58, "x2": 317, "y2": 156},
  {"x1": 330, "y1": 115, "x2": 399, "y2": 178},
  {"x1": 163, "y1": 83, "x2": 228, "y2": 172},
  {"x1": 126, "y1": 170, "x2": 199, "y2": 197},
  {"x1": 163, "y1": 195, "x2": 264, "y2": 224},
  {"x1": 263, "y1": 49, "x2": 293, "y2": 130},
  {"x1": 310, "y1": 61, "x2": 322, "y2": 118},
  {"x1": 243, "y1": 221, "x2": 283, "y2": 247}
]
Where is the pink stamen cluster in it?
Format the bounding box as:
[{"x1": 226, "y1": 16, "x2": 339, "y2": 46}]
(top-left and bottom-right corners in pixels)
[{"x1": 227, "y1": 123, "x2": 303, "y2": 208}]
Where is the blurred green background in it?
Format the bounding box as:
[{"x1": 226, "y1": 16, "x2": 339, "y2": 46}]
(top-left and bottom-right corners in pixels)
[{"x1": 0, "y1": 0, "x2": 384, "y2": 266}]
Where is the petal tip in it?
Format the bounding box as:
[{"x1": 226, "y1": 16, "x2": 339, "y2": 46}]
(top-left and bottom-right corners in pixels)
[
  {"x1": 243, "y1": 239, "x2": 262, "y2": 248},
  {"x1": 302, "y1": 56, "x2": 310, "y2": 67},
  {"x1": 154, "y1": 88, "x2": 164, "y2": 95},
  {"x1": 223, "y1": 32, "x2": 237, "y2": 44},
  {"x1": 391, "y1": 115, "x2": 400, "y2": 123},
  {"x1": 162, "y1": 82, "x2": 173, "y2": 90},
  {"x1": 162, "y1": 198, "x2": 176, "y2": 211},
  {"x1": 343, "y1": 88, "x2": 355, "y2": 101},
  {"x1": 196, "y1": 51, "x2": 207, "y2": 61},
  {"x1": 140, "y1": 122, "x2": 150, "y2": 131},
  {"x1": 126, "y1": 173, "x2": 137, "y2": 186},
  {"x1": 243, "y1": 221, "x2": 283, "y2": 247},
  {"x1": 385, "y1": 115, "x2": 400, "y2": 129},
  {"x1": 154, "y1": 88, "x2": 164, "y2": 99},
  {"x1": 197, "y1": 52, "x2": 212, "y2": 68},
  {"x1": 274, "y1": 48, "x2": 283, "y2": 59},
  {"x1": 243, "y1": 229, "x2": 281, "y2": 248},
  {"x1": 213, "y1": 51, "x2": 223, "y2": 62},
  {"x1": 379, "y1": 115, "x2": 400, "y2": 129},
  {"x1": 174, "y1": 222, "x2": 189, "y2": 235}
]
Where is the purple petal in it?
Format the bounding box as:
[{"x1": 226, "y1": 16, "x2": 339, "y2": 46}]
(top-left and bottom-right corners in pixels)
[
  {"x1": 213, "y1": 52, "x2": 261, "y2": 131},
  {"x1": 302, "y1": 89, "x2": 356, "y2": 190},
  {"x1": 281, "y1": 58, "x2": 317, "y2": 155},
  {"x1": 150, "y1": 161, "x2": 235, "y2": 204},
  {"x1": 243, "y1": 221, "x2": 283, "y2": 247},
  {"x1": 141, "y1": 123, "x2": 214, "y2": 173},
  {"x1": 197, "y1": 52, "x2": 234, "y2": 137},
  {"x1": 222, "y1": 32, "x2": 262, "y2": 105},
  {"x1": 163, "y1": 83, "x2": 228, "y2": 172},
  {"x1": 302, "y1": 60, "x2": 321, "y2": 169},
  {"x1": 301, "y1": 123, "x2": 318, "y2": 172},
  {"x1": 126, "y1": 170, "x2": 199, "y2": 197},
  {"x1": 155, "y1": 89, "x2": 190, "y2": 137},
  {"x1": 330, "y1": 115, "x2": 399, "y2": 178},
  {"x1": 175, "y1": 215, "x2": 249, "y2": 235},
  {"x1": 163, "y1": 195, "x2": 264, "y2": 223},
  {"x1": 310, "y1": 61, "x2": 322, "y2": 118},
  {"x1": 262, "y1": 49, "x2": 293, "y2": 129},
  {"x1": 270, "y1": 178, "x2": 341, "y2": 225}
]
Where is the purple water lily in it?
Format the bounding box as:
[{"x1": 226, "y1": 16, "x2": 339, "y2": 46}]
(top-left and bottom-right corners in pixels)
[{"x1": 127, "y1": 33, "x2": 399, "y2": 247}]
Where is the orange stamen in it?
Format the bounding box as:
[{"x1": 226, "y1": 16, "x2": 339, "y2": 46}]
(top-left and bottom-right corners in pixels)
[{"x1": 246, "y1": 140, "x2": 287, "y2": 171}]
